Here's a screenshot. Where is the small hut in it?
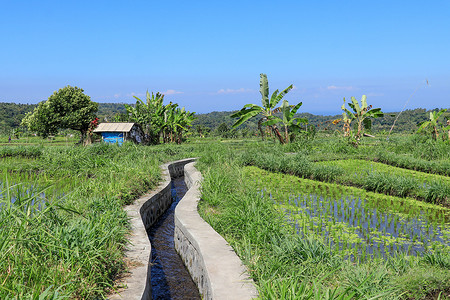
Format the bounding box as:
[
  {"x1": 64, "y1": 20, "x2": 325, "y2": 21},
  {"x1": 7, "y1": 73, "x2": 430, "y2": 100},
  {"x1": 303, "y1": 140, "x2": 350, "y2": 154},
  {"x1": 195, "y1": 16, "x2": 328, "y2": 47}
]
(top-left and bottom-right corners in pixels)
[{"x1": 93, "y1": 123, "x2": 145, "y2": 145}]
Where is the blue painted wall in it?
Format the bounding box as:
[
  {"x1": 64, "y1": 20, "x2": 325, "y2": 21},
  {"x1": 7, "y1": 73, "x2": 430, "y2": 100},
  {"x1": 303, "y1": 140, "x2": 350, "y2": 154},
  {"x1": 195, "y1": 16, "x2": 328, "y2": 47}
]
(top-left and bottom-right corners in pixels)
[{"x1": 101, "y1": 132, "x2": 124, "y2": 145}]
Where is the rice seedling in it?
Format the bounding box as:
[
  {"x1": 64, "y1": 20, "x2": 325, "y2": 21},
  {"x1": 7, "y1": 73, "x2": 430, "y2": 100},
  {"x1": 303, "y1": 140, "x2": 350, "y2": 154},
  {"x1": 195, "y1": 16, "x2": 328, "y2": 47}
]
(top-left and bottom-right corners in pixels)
[
  {"x1": 245, "y1": 166, "x2": 450, "y2": 261},
  {"x1": 318, "y1": 159, "x2": 450, "y2": 203}
]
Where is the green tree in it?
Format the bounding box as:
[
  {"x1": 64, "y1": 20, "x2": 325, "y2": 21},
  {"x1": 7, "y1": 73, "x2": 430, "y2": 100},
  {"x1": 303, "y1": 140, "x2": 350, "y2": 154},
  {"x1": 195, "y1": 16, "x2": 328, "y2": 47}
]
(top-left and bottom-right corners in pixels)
[
  {"x1": 264, "y1": 100, "x2": 308, "y2": 143},
  {"x1": 125, "y1": 91, "x2": 166, "y2": 144},
  {"x1": 126, "y1": 91, "x2": 196, "y2": 144},
  {"x1": 21, "y1": 86, "x2": 98, "y2": 143},
  {"x1": 230, "y1": 73, "x2": 291, "y2": 143},
  {"x1": 417, "y1": 109, "x2": 448, "y2": 140},
  {"x1": 341, "y1": 95, "x2": 384, "y2": 144}
]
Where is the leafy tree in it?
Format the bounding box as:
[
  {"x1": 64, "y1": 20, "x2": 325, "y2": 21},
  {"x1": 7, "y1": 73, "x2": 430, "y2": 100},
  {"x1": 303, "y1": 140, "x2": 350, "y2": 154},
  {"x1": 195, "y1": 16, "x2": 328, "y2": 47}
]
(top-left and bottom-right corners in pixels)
[
  {"x1": 216, "y1": 122, "x2": 230, "y2": 138},
  {"x1": 264, "y1": 100, "x2": 308, "y2": 143},
  {"x1": 230, "y1": 73, "x2": 292, "y2": 143},
  {"x1": 126, "y1": 91, "x2": 196, "y2": 144},
  {"x1": 21, "y1": 86, "x2": 98, "y2": 143},
  {"x1": 125, "y1": 92, "x2": 166, "y2": 144},
  {"x1": 163, "y1": 103, "x2": 196, "y2": 143},
  {"x1": 341, "y1": 95, "x2": 384, "y2": 144},
  {"x1": 417, "y1": 109, "x2": 448, "y2": 140}
]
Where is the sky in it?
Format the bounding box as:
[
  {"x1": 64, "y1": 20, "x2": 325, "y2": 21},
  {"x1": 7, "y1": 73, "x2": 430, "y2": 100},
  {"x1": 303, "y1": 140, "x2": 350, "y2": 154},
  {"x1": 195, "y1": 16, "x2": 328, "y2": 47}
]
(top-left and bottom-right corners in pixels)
[{"x1": 0, "y1": 0, "x2": 449, "y2": 115}]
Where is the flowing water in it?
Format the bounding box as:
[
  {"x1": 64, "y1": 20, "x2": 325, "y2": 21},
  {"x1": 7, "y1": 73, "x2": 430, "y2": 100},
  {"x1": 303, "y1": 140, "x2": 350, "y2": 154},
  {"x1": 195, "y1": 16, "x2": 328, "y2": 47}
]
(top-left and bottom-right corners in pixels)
[{"x1": 147, "y1": 177, "x2": 200, "y2": 300}]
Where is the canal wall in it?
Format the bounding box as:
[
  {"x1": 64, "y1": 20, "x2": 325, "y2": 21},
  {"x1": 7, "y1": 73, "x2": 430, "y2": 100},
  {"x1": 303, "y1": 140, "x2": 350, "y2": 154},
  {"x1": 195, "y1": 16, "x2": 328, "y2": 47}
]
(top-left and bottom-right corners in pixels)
[
  {"x1": 175, "y1": 162, "x2": 258, "y2": 300},
  {"x1": 110, "y1": 158, "x2": 257, "y2": 300}
]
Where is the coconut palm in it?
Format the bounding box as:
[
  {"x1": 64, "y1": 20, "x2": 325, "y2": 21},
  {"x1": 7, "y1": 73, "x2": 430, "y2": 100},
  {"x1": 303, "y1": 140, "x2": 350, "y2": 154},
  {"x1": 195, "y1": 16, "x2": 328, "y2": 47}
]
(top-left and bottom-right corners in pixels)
[{"x1": 230, "y1": 73, "x2": 292, "y2": 143}]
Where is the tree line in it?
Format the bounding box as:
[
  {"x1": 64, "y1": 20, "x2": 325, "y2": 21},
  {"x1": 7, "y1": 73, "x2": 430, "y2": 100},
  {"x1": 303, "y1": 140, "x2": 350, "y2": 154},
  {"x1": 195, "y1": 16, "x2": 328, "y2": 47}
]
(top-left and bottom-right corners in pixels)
[{"x1": 1, "y1": 91, "x2": 448, "y2": 138}]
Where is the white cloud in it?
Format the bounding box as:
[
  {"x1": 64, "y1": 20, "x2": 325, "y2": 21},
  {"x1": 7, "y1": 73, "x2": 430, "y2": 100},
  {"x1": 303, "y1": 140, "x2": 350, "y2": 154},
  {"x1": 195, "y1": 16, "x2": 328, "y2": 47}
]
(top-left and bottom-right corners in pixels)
[
  {"x1": 217, "y1": 88, "x2": 254, "y2": 94},
  {"x1": 327, "y1": 85, "x2": 355, "y2": 91},
  {"x1": 126, "y1": 92, "x2": 145, "y2": 98},
  {"x1": 163, "y1": 89, "x2": 183, "y2": 95},
  {"x1": 113, "y1": 93, "x2": 121, "y2": 99}
]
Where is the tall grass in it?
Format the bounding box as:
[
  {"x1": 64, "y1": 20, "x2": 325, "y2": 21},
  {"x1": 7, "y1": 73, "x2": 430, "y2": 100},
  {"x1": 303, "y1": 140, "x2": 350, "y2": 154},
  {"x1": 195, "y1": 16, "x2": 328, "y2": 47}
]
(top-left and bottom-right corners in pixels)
[
  {"x1": 237, "y1": 149, "x2": 344, "y2": 183},
  {"x1": 0, "y1": 145, "x2": 43, "y2": 158},
  {"x1": 375, "y1": 150, "x2": 450, "y2": 176},
  {"x1": 0, "y1": 142, "x2": 198, "y2": 298}
]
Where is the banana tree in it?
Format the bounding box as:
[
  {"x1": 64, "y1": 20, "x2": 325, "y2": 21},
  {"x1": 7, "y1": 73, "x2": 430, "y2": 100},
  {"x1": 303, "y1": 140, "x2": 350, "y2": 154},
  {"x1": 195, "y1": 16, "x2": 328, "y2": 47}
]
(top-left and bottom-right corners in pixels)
[
  {"x1": 125, "y1": 91, "x2": 166, "y2": 144},
  {"x1": 341, "y1": 95, "x2": 384, "y2": 143},
  {"x1": 417, "y1": 109, "x2": 448, "y2": 140},
  {"x1": 230, "y1": 73, "x2": 292, "y2": 143},
  {"x1": 263, "y1": 100, "x2": 308, "y2": 143},
  {"x1": 163, "y1": 103, "x2": 197, "y2": 143}
]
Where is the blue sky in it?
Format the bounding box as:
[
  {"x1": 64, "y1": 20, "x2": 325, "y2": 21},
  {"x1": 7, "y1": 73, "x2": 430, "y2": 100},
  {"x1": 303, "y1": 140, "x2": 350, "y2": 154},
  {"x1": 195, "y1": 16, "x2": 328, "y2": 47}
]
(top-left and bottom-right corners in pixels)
[{"x1": 0, "y1": 0, "x2": 449, "y2": 115}]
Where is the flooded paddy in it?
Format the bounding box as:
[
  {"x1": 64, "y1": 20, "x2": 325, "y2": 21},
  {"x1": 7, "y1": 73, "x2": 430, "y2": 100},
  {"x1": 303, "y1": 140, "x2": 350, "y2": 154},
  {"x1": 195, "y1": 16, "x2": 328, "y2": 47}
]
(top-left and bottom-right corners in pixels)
[
  {"x1": 277, "y1": 193, "x2": 450, "y2": 258},
  {"x1": 247, "y1": 166, "x2": 450, "y2": 260}
]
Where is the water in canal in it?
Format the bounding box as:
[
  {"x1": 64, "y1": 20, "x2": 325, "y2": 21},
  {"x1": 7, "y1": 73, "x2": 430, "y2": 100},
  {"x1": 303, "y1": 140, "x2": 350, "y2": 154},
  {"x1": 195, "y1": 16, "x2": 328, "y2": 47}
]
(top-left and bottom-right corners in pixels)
[{"x1": 147, "y1": 176, "x2": 200, "y2": 300}]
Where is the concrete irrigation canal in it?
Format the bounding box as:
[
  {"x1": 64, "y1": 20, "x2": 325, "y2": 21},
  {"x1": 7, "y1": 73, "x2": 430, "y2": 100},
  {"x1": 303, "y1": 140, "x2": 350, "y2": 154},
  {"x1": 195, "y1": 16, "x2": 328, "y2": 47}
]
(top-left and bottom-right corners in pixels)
[
  {"x1": 110, "y1": 159, "x2": 257, "y2": 300},
  {"x1": 148, "y1": 176, "x2": 200, "y2": 299}
]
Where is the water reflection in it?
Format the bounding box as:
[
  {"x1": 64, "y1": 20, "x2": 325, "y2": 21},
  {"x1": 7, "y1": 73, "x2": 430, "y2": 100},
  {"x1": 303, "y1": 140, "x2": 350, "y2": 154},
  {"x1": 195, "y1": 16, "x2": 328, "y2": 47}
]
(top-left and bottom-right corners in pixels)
[{"x1": 266, "y1": 190, "x2": 450, "y2": 258}]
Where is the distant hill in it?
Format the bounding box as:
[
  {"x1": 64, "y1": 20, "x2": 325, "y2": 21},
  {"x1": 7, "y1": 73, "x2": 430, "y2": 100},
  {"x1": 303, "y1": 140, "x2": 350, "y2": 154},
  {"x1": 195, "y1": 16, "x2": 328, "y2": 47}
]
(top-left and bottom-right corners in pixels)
[
  {"x1": 0, "y1": 102, "x2": 37, "y2": 133},
  {"x1": 193, "y1": 108, "x2": 449, "y2": 134},
  {"x1": 96, "y1": 102, "x2": 127, "y2": 121},
  {"x1": 0, "y1": 101, "x2": 448, "y2": 134},
  {"x1": 0, "y1": 102, "x2": 127, "y2": 134}
]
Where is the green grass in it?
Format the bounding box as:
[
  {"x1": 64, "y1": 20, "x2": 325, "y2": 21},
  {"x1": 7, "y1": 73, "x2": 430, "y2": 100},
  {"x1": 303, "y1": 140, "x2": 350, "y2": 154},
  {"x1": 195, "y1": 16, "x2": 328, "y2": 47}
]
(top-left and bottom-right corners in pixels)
[
  {"x1": 197, "y1": 142, "x2": 450, "y2": 299},
  {"x1": 0, "y1": 142, "x2": 199, "y2": 299},
  {"x1": 317, "y1": 159, "x2": 450, "y2": 204},
  {"x1": 1, "y1": 133, "x2": 448, "y2": 299}
]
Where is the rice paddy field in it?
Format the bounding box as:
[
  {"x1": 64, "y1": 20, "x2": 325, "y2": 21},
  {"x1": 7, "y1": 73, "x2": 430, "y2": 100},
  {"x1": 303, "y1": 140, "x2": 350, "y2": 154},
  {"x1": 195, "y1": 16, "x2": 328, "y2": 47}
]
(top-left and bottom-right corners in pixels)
[
  {"x1": 197, "y1": 135, "x2": 450, "y2": 300},
  {"x1": 1, "y1": 133, "x2": 449, "y2": 299}
]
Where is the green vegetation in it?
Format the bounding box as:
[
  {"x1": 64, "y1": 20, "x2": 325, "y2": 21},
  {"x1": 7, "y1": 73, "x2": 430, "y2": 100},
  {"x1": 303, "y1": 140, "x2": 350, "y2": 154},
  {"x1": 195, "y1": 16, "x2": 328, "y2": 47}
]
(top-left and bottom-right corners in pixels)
[
  {"x1": 0, "y1": 142, "x2": 196, "y2": 299},
  {"x1": 197, "y1": 140, "x2": 450, "y2": 299},
  {"x1": 317, "y1": 159, "x2": 449, "y2": 203},
  {"x1": 21, "y1": 86, "x2": 98, "y2": 144},
  {"x1": 0, "y1": 103, "x2": 36, "y2": 134},
  {"x1": 2, "y1": 101, "x2": 448, "y2": 139},
  {"x1": 417, "y1": 108, "x2": 449, "y2": 141},
  {"x1": 340, "y1": 95, "x2": 384, "y2": 145},
  {"x1": 230, "y1": 73, "x2": 303, "y2": 143},
  {"x1": 1, "y1": 132, "x2": 449, "y2": 299},
  {"x1": 1, "y1": 81, "x2": 449, "y2": 299},
  {"x1": 123, "y1": 91, "x2": 196, "y2": 144}
]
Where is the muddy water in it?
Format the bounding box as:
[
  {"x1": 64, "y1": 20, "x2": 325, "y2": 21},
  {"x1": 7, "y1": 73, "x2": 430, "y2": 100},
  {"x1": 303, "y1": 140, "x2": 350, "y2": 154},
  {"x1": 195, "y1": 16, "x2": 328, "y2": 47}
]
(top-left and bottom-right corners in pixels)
[{"x1": 148, "y1": 177, "x2": 200, "y2": 300}]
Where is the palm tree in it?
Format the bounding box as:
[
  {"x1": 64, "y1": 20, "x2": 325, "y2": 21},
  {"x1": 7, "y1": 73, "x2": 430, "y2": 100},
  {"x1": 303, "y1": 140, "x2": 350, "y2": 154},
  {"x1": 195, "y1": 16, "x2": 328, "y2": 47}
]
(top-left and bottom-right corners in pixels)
[{"x1": 230, "y1": 73, "x2": 293, "y2": 143}]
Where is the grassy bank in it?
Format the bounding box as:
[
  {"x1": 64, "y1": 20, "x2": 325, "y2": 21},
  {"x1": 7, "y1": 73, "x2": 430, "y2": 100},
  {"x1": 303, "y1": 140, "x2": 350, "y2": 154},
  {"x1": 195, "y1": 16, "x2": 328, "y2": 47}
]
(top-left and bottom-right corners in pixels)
[{"x1": 0, "y1": 142, "x2": 197, "y2": 299}]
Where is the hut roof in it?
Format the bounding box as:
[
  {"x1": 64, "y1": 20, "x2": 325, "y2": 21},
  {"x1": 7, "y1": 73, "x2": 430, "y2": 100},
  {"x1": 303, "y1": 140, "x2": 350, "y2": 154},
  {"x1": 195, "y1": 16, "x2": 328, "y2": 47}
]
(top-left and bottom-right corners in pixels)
[{"x1": 93, "y1": 123, "x2": 135, "y2": 133}]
